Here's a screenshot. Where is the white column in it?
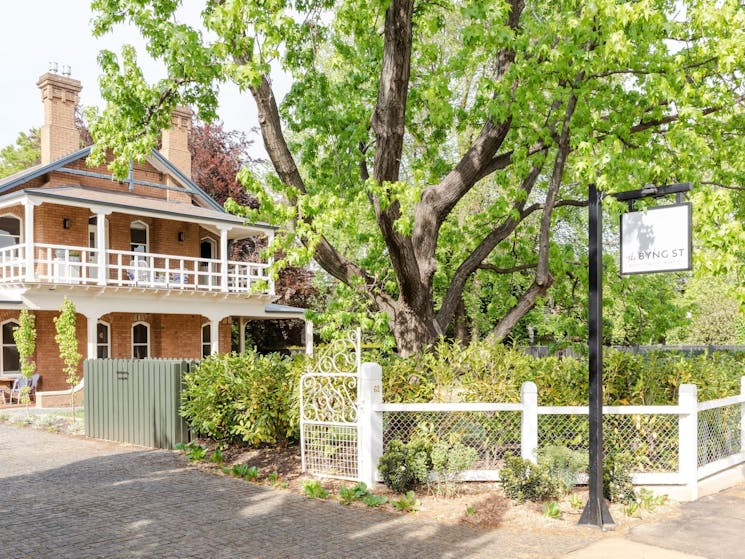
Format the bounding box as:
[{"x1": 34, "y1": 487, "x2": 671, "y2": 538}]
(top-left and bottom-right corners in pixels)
[
  {"x1": 210, "y1": 318, "x2": 220, "y2": 355},
  {"x1": 86, "y1": 314, "x2": 99, "y2": 360},
  {"x1": 23, "y1": 200, "x2": 36, "y2": 282},
  {"x1": 219, "y1": 227, "x2": 229, "y2": 292},
  {"x1": 304, "y1": 320, "x2": 314, "y2": 356},
  {"x1": 266, "y1": 230, "x2": 275, "y2": 295},
  {"x1": 521, "y1": 381, "x2": 538, "y2": 463},
  {"x1": 358, "y1": 362, "x2": 383, "y2": 487},
  {"x1": 238, "y1": 318, "x2": 246, "y2": 353},
  {"x1": 96, "y1": 211, "x2": 110, "y2": 286},
  {"x1": 679, "y1": 383, "x2": 698, "y2": 501}
]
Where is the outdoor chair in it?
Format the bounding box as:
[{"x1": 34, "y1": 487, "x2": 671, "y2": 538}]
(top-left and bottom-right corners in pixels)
[{"x1": 9, "y1": 373, "x2": 40, "y2": 404}]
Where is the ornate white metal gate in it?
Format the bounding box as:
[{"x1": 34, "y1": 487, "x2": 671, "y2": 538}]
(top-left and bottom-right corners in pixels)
[{"x1": 300, "y1": 329, "x2": 362, "y2": 480}]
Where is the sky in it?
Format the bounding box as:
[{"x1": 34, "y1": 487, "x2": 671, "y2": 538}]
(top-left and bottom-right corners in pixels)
[{"x1": 0, "y1": 1, "x2": 277, "y2": 157}]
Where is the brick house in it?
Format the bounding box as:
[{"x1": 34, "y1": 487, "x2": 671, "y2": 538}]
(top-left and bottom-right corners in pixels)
[{"x1": 0, "y1": 71, "x2": 305, "y2": 398}]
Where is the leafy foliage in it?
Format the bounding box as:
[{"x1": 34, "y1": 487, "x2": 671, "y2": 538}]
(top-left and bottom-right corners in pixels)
[
  {"x1": 377, "y1": 340, "x2": 745, "y2": 406},
  {"x1": 180, "y1": 350, "x2": 302, "y2": 446},
  {"x1": 377, "y1": 438, "x2": 431, "y2": 494},
  {"x1": 13, "y1": 309, "x2": 36, "y2": 380},
  {"x1": 338, "y1": 482, "x2": 370, "y2": 505},
  {"x1": 499, "y1": 455, "x2": 560, "y2": 503},
  {"x1": 391, "y1": 491, "x2": 420, "y2": 513},
  {"x1": 0, "y1": 129, "x2": 40, "y2": 178},
  {"x1": 536, "y1": 445, "x2": 587, "y2": 494},
  {"x1": 603, "y1": 450, "x2": 636, "y2": 505},
  {"x1": 53, "y1": 298, "x2": 82, "y2": 414},
  {"x1": 88, "y1": 0, "x2": 745, "y2": 355},
  {"x1": 303, "y1": 480, "x2": 329, "y2": 499}
]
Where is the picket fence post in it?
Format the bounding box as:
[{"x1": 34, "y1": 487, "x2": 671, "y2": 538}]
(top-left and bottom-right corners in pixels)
[
  {"x1": 521, "y1": 381, "x2": 538, "y2": 463},
  {"x1": 679, "y1": 383, "x2": 698, "y2": 501},
  {"x1": 358, "y1": 362, "x2": 383, "y2": 487}
]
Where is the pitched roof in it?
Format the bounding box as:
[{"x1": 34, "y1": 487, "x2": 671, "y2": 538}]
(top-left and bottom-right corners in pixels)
[
  {"x1": 0, "y1": 145, "x2": 270, "y2": 230},
  {"x1": 14, "y1": 186, "x2": 273, "y2": 232}
]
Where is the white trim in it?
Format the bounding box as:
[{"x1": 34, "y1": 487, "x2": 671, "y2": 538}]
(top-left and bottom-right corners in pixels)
[
  {"x1": 375, "y1": 402, "x2": 523, "y2": 412},
  {"x1": 697, "y1": 394, "x2": 745, "y2": 412},
  {"x1": 130, "y1": 220, "x2": 149, "y2": 254},
  {"x1": 200, "y1": 237, "x2": 216, "y2": 259},
  {"x1": 132, "y1": 321, "x2": 150, "y2": 359},
  {"x1": 97, "y1": 320, "x2": 111, "y2": 359},
  {"x1": 201, "y1": 322, "x2": 211, "y2": 358},
  {"x1": 697, "y1": 452, "x2": 745, "y2": 480},
  {"x1": 0, "y1": 318, "x2": 19, "y2": 374},
  {"x1": 0, "y1": 213, "x2": 22, "y2": 245}
]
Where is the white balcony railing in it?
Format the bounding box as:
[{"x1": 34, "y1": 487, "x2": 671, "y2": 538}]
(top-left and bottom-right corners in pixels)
[{"x1": 0, "y1": 243, "x2": 272, "y2": 295}]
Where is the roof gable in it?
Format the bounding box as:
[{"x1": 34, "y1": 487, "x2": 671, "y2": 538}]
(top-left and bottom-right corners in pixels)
[{"x1": 0, "y1": 146, "x2": 226, "y2": 213}]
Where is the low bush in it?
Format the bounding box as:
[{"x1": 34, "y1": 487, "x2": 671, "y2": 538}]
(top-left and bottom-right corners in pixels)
[
  {"x1": 377, "y1": 438, "x2": 431, "y2": 493},
  {"x1": 537, "y1": 445, "x2": 587, "y2": 494},
  {"x1": 499, "y1": 455, "x2": 560, "y2": 502},
  {"x1": 603, "y1": 450, "x2": 636, "y2": 504},
  {"x1": 180, "y1": 350, "x2": 303, "y2": 446}
]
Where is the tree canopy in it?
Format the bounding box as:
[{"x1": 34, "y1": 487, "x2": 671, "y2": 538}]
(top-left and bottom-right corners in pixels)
[{"x1": 88, "y1": 0, "x2": 745, "y2": 355}]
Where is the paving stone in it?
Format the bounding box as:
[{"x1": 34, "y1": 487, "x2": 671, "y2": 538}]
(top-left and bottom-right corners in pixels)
[{"x1": 1, "y1": 423, "x2": 602, "y2": 558}]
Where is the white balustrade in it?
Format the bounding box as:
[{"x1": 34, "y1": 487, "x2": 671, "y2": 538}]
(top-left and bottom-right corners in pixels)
[{"x1": 0, "y1": 243, "x2": 271, "y2": 294}]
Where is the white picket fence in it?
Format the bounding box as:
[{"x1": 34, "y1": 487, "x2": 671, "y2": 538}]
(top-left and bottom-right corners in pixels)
[{"x1": 344, "y1": 363, "x2": 745, "y2": 501}]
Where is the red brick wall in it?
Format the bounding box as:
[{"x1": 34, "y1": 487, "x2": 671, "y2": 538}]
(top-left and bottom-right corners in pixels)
[
  {"x1": 0, "y1": 310, "x2": 234, "y2": 392},
  {"x1": 32, "y1": 310, "x2": 86, "y2": 392}
]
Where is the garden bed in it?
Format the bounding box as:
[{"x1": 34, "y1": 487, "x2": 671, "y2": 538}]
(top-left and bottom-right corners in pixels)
[{"x1": 186, "y1": 438, "x2": 682, "y2": 532}]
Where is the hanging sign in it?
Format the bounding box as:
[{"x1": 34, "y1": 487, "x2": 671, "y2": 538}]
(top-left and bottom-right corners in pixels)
[{"x1": 620, "y1": 203, "x2": 692, "y2": 275}]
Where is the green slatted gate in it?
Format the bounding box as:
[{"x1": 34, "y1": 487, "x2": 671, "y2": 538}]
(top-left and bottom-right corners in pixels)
[{"x1": 84, "y1": 359, "x2": 193, "y2": 449}]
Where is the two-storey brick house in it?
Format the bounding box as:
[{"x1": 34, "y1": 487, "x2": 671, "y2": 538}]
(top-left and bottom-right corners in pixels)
[{"x1": 0, "y1": 71, "x2": 304, "y2": 396}]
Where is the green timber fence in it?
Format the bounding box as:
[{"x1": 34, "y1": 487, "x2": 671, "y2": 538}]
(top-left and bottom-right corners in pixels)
[{"x1": 84, "y1": 359, "x2": 194, "y2": 449}]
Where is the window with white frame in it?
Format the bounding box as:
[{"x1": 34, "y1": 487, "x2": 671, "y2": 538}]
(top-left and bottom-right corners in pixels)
[
  {"x1": 0, "y1": 215, "x2": 21, "y2": 249},
  {"x1": 1, "y1": 320, "x2": 20, "y2": 374},
  {"x1": 132, "y1": 322, "x2": 149, "y2": 359},
  {"x1": 130, "y1": 221, "x2": 148, "y2": 254},
  {"x1": 202, "y1": 323, "x2": 211, "y2": 358},
  {"x1": 97, "y1": 321, "x2": 111, "y2": 359}
]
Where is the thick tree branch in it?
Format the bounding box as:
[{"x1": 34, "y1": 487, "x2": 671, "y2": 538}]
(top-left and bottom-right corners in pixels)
[
  {"x1": 247, "y1": 73, "x2": 395, "y2": 314},
  {"x1": 411, "y1": 0, "x2": 526, "y2": 296},
  {"x1": 492, "y1": 89, "x2": 579, "y2": 340},
  {"x1": 435, "y1": 161, "x2": 544, "y2": 329}
]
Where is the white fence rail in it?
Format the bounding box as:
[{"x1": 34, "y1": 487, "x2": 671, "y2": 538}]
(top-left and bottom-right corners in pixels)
[
  {"x1": 0, "y1": 243, "x2": 272, "y2": 294},
  {"x1": 348, "y1": 365, "x2": 745, "y2": 501}
]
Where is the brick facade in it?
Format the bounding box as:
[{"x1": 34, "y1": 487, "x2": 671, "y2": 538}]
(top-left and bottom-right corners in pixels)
[{"x1": 0, "y1": 310, "x2": 233, "y2": 392}]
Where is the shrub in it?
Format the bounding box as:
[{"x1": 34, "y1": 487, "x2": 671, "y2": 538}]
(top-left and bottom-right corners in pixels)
[
  {"x1": 537, "y1": 445, "x2": 587, "y2": 494},
  {"x1": 377, "y1": 439, "x2": 431, "y2": 493},
  {"x1": 603, "y1": 450, "x2": 636, "y2": 504},
  {"x1": 430, "y1": 434, "x2": 479, "y2": 483},
  {"x1": 499, "y1": 455, "x2": 560, "y2": 502},
  {"x1": 180, "y1": 350, "x2": 302, "y2": 446}
]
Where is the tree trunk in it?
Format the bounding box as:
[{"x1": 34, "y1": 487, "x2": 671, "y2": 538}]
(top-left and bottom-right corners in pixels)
[{"x1": 389, "y1": 302, "x2": 439, "y2": 357}]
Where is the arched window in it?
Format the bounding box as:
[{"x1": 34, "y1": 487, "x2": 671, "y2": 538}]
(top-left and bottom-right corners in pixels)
[
  {"x1": 97, "y1": 321, "x2": 111, "y2": 359},
  {"x1": 130, "y1": 221, "x2": 149, "y2": 254},
  {"x1": 201, "y1": 323, "x2": 211, "y2": 358},
  {"x1": 200, "y1": 237, "x2": 216, "y2": 260},
  {"x1": 0, "y1": 215, "x2": 21, "y2": 249},
  {"x1": 132, "y1": 322, "x2": 149, "y2": 359},
  {"x1": 1, "y1": 319, "x2": 20, "y2": 374}
]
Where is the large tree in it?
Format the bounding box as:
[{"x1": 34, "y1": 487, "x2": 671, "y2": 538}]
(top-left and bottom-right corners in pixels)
[{"x1": 88, "y1": 0, "x2": 745, "y2": 356}]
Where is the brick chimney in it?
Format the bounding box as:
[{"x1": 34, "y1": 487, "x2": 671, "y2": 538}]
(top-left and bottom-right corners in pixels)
[
  {"x1": 37, "y1": 72, "x2": 82, "y2": 164},
  {"x1": 162, "y1": 107, "x2": 193, "y2": 203}
]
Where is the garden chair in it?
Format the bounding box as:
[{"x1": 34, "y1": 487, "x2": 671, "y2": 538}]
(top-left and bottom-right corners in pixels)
[{"x1": 9, "y1": 374, "x2": 39, "y2": 404}]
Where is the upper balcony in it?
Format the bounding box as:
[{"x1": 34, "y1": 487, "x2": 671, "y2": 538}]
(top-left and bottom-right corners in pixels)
[{"x1": 0, "y1": 243, "x2": 274, "y2": 295}]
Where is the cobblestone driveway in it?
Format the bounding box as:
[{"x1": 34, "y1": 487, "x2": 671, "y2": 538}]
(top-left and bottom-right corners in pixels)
[{"x1": 0, "y1": 424, "x2": 600, "y2": 558}]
